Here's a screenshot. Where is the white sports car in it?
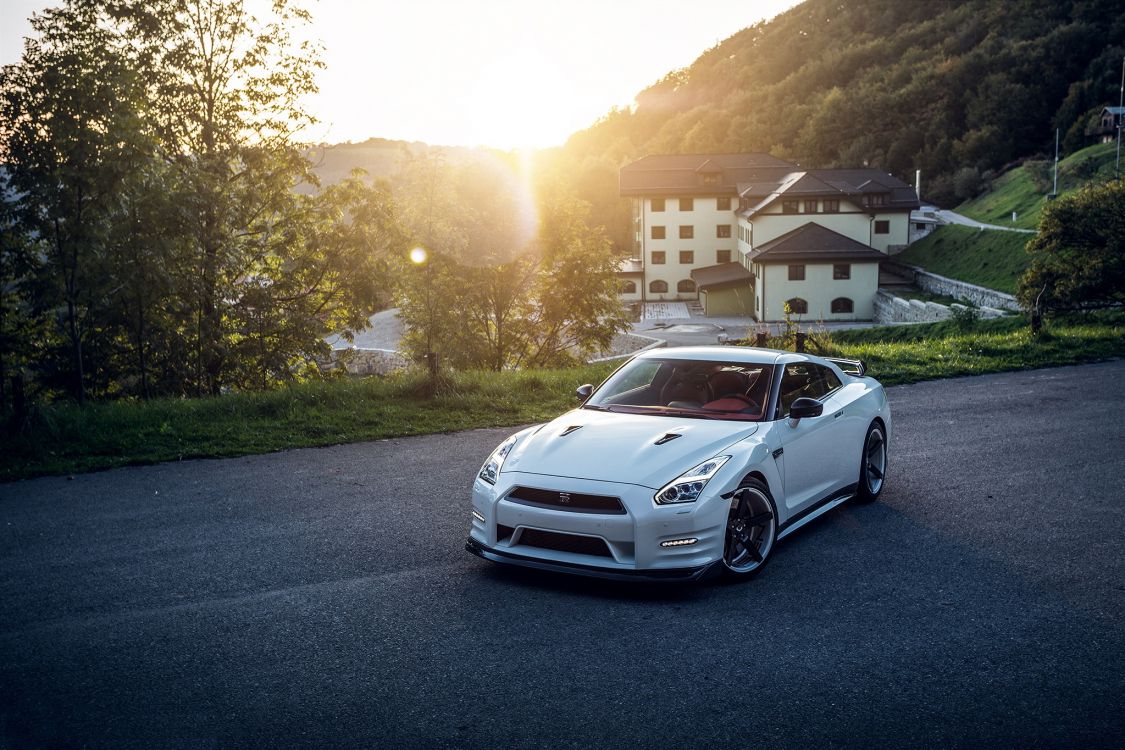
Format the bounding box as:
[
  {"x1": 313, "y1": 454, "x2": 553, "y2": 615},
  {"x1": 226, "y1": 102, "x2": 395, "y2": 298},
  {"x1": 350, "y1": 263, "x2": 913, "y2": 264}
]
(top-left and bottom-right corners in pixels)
[{"x1": 466, "y1": 346, "x2": 890, "y2": 581}]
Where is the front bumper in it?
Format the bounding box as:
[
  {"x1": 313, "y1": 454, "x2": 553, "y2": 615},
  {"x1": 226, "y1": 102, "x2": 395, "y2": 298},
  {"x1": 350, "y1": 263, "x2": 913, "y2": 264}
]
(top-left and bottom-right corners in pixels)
[
  {"x1": 467, "y1": 471, "x2": 731, "y2": 581},
  {"x1": 466, "y1": 537, "x2": 720, "y2": 582}
]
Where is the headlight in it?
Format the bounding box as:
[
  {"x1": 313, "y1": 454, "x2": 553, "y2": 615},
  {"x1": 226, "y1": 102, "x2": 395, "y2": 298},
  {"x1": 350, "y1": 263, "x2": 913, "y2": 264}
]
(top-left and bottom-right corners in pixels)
[
  {"x1": 479, "y1": 434, "x2": 518, "y2": 485},
  {"x1": 654, "y1": 456, "x2": 731, "y2": 504}
]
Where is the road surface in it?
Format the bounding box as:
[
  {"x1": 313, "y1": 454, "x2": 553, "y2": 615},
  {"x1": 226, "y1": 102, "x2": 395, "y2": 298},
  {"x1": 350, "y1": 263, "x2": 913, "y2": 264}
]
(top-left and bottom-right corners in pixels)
[{"x1": 2, "y1": 361, "x2": 1123, "y2": 748}]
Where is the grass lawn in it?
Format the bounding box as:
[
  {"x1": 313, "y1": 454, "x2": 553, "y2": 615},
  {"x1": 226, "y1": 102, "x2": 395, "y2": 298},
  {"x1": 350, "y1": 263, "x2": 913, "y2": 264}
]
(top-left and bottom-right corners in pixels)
[
  {"x1": 0, "y1": 363, "x2": 620, "y2": 482},
  {"x1": 5, "y1": 312, "x2": 1124, "y2": 482},
  {"x1": 955, "y1": 142, "x2": 1118, "y2": 230},
  {"x1": 894, "y1": 225, "x2": 1031, "y2": 294},
  {"x1": 826, "y1": 311, "x2": 1125, "y2": 387}
]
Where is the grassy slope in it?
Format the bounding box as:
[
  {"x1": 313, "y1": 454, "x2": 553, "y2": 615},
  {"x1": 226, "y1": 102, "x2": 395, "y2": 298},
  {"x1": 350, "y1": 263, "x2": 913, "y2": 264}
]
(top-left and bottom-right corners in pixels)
[
  {"x1": 955, "y1": 142, "x2": 1118, "y2": 230},
  {"x1": 4, "y1": 312, "x2": 1123, "y2": 481},
  {"x1": 894, "y1": 225, "x2": 1031, "y2": 294}
]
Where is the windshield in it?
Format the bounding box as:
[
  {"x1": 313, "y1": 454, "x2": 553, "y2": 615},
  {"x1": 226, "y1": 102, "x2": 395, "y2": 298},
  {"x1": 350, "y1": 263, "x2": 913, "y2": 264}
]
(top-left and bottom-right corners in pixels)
[{"x1": 585, "y1": 358, "x2": 775, "y2": 421}]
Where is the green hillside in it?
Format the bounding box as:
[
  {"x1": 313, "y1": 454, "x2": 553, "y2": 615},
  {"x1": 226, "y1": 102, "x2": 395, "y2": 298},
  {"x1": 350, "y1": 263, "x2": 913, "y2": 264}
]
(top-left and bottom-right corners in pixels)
[
  {"x1": 554, "y1": 0, "x2": 1123, "y2": 249},
  {"x1": 955, "y1": 142, "x2": 1120, "y2": 229},
  {"x1": 896, "y1": 226, "x2": 1031, "y2": 294}
]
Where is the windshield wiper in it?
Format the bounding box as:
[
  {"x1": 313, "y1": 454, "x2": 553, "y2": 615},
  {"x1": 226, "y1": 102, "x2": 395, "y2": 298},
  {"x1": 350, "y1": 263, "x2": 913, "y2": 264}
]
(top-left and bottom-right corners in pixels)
[{"x1": 581, "y1": 403, "x2": 609, "y2": 411}]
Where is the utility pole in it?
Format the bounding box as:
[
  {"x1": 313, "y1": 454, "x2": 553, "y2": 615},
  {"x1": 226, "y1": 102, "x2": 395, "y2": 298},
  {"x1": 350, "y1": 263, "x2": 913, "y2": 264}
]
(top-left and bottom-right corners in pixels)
[
  {"x1": 1117, "y1": 55, "x2": 1124, "y2": 182},
  {"x1": 1052, "y1": 128, "x2": 1059, "y2": 197}
]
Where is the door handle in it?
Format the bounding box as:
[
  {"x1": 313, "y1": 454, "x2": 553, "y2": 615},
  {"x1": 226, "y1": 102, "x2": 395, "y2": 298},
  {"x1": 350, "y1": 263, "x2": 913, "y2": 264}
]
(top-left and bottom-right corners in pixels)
[{"x1": 833, "y1": 411, "x2": 843, "y2": 419}]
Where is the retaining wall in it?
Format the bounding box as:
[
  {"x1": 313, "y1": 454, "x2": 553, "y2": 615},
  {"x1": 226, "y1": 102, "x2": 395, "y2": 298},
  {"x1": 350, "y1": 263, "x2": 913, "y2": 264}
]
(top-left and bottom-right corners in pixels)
[
  {"x1": 873, "y1": 291, "x2": 1008, "y2": 325},
  {"x1": 882, "y1": 260, "x2": 1021, "y2": 311}
]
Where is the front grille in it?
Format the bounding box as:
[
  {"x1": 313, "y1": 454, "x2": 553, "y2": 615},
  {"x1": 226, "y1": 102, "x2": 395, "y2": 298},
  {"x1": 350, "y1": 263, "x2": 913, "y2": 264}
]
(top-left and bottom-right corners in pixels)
[
  {"x1": 516, "y1": 528, "x2": 613, "y2": 558},
  {"x1": 507, "y1": 486, "x2": 626, "y2": 515}
]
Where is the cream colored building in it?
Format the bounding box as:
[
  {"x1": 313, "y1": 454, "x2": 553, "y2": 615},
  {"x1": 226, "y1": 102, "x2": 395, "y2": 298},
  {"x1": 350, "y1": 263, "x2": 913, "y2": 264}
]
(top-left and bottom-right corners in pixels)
[{"x1": 619, "y1": 154, "x2": 919, "y2": 321}]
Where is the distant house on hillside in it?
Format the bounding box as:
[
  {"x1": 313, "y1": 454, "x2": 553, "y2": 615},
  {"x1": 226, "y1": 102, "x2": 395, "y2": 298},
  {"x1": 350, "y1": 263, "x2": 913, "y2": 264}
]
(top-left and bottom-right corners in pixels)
[
  {"x1": 1089, "y1": 106, "x2": 1124, "y2": 143},
  {"x1": 618, "y1": 153, "x2": 919, "y2": 321}
]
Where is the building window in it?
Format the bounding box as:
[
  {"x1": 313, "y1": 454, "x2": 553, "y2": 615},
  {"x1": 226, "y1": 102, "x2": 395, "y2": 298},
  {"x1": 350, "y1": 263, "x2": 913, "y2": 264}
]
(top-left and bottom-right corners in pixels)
[
  {"x1": 833, "y1": 263, "x2": 850, "y2": 280},
  {"x1": 823, "y1": 199, "x2": 839, "y2": 213},
  {"x1": 701, "y1": 173, "x2": 720, "y2": 185},
  {"x1": 716, "y1": 197, "x2": 731, "y2": 210},
  {"x1": 915, "y1": 222, "x2": 926, "y2": 231},
  {"x1": 679, "y1": 225, "x2": 694, "y2": 239},
  {"x1": 804, "y1": 200, "x2": 817, "y2": 213},
  {"x1": 680, "y1": 198, "x2": 693, "y2": 211},
  {"x1": 716, "y1": 249, "x2": 732, "y2": 263},
  {"x1": 786, "y1": 298, "x2": 808, "y2": 315},
  {"x1": 716, "y1": 224, "x2": 732, "y2": 238},
  {"x1": 756, "y1": 295, "x2": 760, "y2": 310},
  {"x1": 866, "y1": 194, "x2": 886, "y2": 207},
  {"x1": 650, "y1": 280, "x2": 668, "y2": 293},
  {"x1": 677, "y1": 280, "x2": 696, "y2": 293},
  {"x1": 788, "y1": 264, "x2": 805, "y2": 281},
  {"x1": 831, "y1": 297, "x2": 854, "y2": 313},
  {"x1": 679, "y1": 251, "x2": 694, "y2": 264},
  {"x1": 652, "y1": 251, "x2": 666, "y2": 264},
  {"x1": 874, "y1": 220, "x2": 890, "y2": 234},
  {"x1": 651, "y1": 198, "x2": 665, "y2": 212},
  {"x1": 782, "y1": 200, "x2": 799, "y2": 214},
  {"x1": 621, "y1": 280, "x2": 637, "y2": 294},
  {"x1": 651, "y1": 226, "x2": 666, "y2": 240}
]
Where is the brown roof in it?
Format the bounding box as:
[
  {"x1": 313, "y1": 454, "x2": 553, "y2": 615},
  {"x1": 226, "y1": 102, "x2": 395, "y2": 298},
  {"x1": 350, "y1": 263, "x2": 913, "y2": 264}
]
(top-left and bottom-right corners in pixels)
[
  {"x1": 619, "y1": 153, "x2": 918, "y2": 211},
  {"x1": 748, "y1": 223, "x2": 888, "y2": 263},
  {"x1": 690, "y1": 262, "x2": 755, "y2": 291},
  {"x1": 620, "y1": 153, "x2": 797, "y2": 196}
]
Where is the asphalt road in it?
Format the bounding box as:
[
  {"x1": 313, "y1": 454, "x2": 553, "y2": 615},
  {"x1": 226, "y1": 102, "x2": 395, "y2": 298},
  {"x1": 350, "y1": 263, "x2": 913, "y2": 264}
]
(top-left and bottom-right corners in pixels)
[{"x1": 2, "y1": 361, "x2": 1124, "y2": 749}]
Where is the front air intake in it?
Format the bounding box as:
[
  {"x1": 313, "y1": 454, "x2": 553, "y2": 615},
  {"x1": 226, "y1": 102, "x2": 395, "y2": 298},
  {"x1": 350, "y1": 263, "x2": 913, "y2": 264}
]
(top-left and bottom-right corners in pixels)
[{"x1": 516, "y1": 528, "x2": 613, "y2": 558}]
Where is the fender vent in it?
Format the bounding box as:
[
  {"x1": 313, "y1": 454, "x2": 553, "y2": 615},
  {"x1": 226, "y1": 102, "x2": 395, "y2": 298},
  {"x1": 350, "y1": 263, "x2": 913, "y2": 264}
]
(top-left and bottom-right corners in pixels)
[
  {"x1": 560, "y1": 425, "x2": 582, "y2": 436},
  {"x1": 655, "y1": 433, "x2": 682, "y2": 445}
]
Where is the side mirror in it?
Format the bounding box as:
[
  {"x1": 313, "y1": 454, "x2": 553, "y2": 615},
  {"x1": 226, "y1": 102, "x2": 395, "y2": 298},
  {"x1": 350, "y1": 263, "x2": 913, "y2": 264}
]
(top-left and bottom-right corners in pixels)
[
  {"x1": 575, "y1": 384, "x2": 594, "y2": 401},
  {"x1": 789, "y1": 397, "x2": 823, "y2": 420}
]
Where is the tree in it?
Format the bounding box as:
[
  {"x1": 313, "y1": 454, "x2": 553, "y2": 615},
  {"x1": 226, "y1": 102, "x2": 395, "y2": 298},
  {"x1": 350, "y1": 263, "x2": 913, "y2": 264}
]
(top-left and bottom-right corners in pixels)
[
  {"x1": 1017, "y1": 181, "x2": 1125, "y2": 313},
  {"x1": 0, "y1": 1, "x2": 151, "y2": 403},
  {"x1": 116, "y1": 0, "x2": 326, "y2": 394},
  {"x1": 517, "y1": 193, "x2": 630, "y2": 368},
  {"x1": 394, "y1": 155, "x2": 628, "y2": 371}
]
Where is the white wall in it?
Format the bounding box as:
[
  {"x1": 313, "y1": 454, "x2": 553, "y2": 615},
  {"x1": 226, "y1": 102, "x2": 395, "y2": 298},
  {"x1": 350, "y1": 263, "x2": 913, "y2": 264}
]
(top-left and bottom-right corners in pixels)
[
  {"x1": 758, "y1": 262, "x2": 879, "y2": 322},
  {"x1": 641, "y1": 196, "x2": 738, "y2": 300},
  {"x1": 738, "y1": 200, "x2": 911, "y2": 253}
]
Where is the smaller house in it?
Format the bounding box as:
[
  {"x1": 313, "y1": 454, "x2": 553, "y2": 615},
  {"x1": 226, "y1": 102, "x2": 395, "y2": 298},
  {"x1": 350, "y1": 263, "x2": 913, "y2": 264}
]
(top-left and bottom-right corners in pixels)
[
  {"x1": 690, "y1": 262, "x2": 755, "y2": 316},
  {"x1": 1089, "y1": 106, "x2": 1125, "y2": 144},
  {"x1": 745, "y1": 223, "x2": 887, "y2": 322},
  {"x1": 908, "y1": 205, "x2": 944, "y2": 245}
]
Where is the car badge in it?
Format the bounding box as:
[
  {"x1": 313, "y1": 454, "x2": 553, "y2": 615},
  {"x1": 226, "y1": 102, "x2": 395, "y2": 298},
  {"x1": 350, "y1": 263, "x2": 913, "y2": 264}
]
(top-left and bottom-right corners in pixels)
[{"x1": 559, "y1": 492, "x2": 571, "y2": 504}]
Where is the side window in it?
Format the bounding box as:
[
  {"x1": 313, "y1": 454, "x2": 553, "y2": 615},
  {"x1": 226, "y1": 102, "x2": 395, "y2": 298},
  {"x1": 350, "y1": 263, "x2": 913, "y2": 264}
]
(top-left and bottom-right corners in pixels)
[
  {"x1": 777, "y1": 363, "x2": 840, "y2": 416},
  {"x1": 777, "y1": 363, "x2": 814, "y2": 416},
  {"x1": 818, "y1": 365, "x2": 842, "y2": 395}
]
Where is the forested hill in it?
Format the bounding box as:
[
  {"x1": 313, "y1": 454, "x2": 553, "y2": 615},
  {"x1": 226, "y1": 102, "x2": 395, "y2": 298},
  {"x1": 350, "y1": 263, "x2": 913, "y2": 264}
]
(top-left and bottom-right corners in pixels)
[{"x1": 559, "y1": 0, "x2": 1125, "y2": 209}]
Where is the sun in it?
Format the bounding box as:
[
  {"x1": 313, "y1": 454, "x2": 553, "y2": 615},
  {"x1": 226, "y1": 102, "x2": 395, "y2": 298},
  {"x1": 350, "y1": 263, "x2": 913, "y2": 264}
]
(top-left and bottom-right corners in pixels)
[{"x1": 466, "y1": 45, "x2": 578, "y2": 150}]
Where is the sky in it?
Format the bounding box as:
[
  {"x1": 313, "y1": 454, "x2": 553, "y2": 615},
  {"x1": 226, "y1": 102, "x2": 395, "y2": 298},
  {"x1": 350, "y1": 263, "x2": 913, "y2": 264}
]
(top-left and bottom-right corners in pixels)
[{"x1": 0, "y1": 0, "x2": 801, "y2": 150}]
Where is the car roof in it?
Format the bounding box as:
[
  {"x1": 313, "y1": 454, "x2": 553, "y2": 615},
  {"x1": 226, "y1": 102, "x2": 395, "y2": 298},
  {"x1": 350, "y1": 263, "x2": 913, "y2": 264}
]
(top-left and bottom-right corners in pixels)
[{"x1": 635, "y1": 345, "x2": 820, "y2": 367}]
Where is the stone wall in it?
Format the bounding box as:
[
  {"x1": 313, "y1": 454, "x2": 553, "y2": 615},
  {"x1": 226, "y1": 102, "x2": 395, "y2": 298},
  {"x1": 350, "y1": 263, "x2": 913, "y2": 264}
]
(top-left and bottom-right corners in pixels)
[
  {"x1": 873, "y1": 291, "x2": 1007, "y2": 324},
  {"x1": 325, "y1": 347, "x2": 409, "y2": 376},
  {"x1": 882, "y1": 260, "x2": 1020, "y2": 311}
]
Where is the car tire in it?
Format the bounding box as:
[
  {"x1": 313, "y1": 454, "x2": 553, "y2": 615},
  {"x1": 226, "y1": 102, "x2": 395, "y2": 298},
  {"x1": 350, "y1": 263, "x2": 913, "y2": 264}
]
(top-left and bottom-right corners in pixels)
[
  {"x1": 721, "y1": 478, "x2": 778, "y2": 580},
  {"x1": 854, "y1": 421, "x2": 887, "y2": 503}
]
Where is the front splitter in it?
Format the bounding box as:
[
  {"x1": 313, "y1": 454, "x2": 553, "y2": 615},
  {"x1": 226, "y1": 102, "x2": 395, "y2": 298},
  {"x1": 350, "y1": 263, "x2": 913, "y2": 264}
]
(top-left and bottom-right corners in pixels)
[{"x1": 465, "y1": 537, "x2": 721, "y2": 583}]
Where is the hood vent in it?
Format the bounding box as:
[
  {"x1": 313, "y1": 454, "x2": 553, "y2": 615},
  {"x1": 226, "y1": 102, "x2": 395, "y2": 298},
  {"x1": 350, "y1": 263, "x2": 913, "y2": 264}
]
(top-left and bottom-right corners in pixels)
[
  {"x1": 654, "y1": 433, "x2": 682, "y2": 446},
  {"x1": 560, "y1": 425, "x2": 583, "y2": 436}
]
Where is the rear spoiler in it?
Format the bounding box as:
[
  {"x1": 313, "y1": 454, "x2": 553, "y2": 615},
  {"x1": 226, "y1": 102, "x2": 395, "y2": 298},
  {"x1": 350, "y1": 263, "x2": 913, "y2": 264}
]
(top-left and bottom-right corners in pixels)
[{"x1": 825, "y1": 357, "x2": 867, "y2": 377}]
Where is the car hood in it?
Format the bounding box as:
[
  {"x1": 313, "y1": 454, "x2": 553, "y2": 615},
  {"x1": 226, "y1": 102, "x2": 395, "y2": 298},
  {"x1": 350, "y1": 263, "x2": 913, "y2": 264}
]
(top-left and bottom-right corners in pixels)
[{"x1": 502, "y1": 409, "x2": 759, "y2": 490}]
